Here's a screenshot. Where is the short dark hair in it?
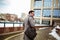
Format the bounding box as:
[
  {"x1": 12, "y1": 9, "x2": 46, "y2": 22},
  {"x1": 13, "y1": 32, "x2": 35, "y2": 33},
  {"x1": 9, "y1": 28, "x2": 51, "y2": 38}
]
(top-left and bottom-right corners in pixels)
[{"x1": 29, "y1": 10, "x2": 34, "y2": 14}]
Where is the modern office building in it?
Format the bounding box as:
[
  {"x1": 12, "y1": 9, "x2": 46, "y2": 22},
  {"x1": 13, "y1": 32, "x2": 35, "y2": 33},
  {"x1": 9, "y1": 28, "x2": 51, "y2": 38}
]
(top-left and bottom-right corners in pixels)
[{"x1": 31, "y1": 0, "x2": 60, "y2": 26}]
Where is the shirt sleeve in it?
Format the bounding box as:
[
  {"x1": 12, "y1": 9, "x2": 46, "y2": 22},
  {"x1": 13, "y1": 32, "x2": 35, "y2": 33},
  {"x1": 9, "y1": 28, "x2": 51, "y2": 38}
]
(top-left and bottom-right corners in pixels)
[{"x1": 29, "y1": 17, "x2": 35, "y2": 27}]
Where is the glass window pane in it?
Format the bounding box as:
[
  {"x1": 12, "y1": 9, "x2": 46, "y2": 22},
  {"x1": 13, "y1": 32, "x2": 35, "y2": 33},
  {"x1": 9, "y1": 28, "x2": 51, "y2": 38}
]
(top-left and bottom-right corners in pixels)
[
  {"x1": 44, "y1": 0, "x2": 52, "y2": 2},
  {"x1": 58, "y1": 0, "x2": 60, "y2": 7},
  {"x1": 54, "y1": 0, "x2": 57, "y2": 7},
  {"x1": 34, "y1": 9, "x2": 41, "y2": 17},
  {"x1": 53, "y1": 10, "x2": 60, "y2": 18},
  {"x1": 43, "y1": 10, "x2": 51, "y2": 17},
  {"x1": 34, "y1": 0, "x2": 42, "y2": 8},
  {"x1": 42, "y1": 20, "x2": 50, "y2": 25},
  {"x1": 35, "y1": 18, "x2": 40, "y2": 24},
  {"x1": 44, "y1": 0, "x2": 52, "y2": 7}
]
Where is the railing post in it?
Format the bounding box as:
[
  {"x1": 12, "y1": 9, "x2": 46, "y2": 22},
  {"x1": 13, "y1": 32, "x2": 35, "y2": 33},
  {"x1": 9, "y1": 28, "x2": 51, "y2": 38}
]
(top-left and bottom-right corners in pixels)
[
  {"x1": 4, "y1": 21, "x2": 5, "y2": 28},
  {"x1": 13, "y1": 22, "x2": 14, "y2": 27}
]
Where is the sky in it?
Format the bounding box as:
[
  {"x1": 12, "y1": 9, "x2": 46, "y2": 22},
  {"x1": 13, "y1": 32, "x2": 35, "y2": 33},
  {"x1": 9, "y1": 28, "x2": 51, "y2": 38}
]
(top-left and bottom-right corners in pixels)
[{"x1": 0, "y1": 0, "x2": 31, "y2": 18}]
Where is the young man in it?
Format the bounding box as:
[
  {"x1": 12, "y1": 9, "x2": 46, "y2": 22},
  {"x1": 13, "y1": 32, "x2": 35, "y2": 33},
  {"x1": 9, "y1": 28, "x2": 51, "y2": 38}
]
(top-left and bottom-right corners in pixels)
[{"x1": 23, "y1": 10, "x2": 35, "y2": 40}]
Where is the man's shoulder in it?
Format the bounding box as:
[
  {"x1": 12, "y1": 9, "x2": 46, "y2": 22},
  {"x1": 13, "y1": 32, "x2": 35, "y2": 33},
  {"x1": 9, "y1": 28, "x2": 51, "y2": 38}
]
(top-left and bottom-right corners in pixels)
[
  {"x1": 29, "y1": 16, "x2": 33, "y2": 19},
  {"x1": 24, "y1": 16, "x2": 28, "y2": 21},
  {"x1": 28, "y1": 17, "x2": 32, "y2": 19},
  {"x1": 24, "y1": 16, "x2": 33, "y2": 21}
]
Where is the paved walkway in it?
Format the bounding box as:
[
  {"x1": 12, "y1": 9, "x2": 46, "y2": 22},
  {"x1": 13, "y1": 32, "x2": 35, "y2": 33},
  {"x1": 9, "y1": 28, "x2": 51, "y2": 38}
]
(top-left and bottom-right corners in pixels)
[{"x1": 6, "y1": 27, "x2": 57, "y2": 40}]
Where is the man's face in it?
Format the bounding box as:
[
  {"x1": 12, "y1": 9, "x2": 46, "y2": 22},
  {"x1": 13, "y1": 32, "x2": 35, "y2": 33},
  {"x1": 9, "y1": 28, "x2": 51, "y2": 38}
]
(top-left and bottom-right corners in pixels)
[{"x1": 31, "y1": 12, "x2": 34, "y2": 16}]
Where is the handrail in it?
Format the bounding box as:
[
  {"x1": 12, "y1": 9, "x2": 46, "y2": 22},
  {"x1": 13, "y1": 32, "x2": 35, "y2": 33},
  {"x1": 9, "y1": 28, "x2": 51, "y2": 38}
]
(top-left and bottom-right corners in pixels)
[{"x1": 0, "y1": 21, "x2": 23, "y2": 27}]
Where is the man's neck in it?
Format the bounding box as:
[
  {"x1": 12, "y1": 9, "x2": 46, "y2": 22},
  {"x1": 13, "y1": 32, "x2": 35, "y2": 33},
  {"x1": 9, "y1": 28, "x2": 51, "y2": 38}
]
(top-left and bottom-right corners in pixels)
[{"x1": 28, "y1": 14, "x2": 33, "y2": 17}]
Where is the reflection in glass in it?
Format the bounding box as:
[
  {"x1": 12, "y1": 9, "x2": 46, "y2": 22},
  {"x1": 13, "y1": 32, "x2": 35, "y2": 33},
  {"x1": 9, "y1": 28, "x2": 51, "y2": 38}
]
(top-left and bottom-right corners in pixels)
[
  {"x1": 58, "y1": 0, "x2": 60, "y2": 7},
  {"x1": 44, "y1": 0, "x2": 52, "y2": 7},
  {"x1": 43, "y1": 10, "x2": 51, "y2": 17},
  {"x1": 54, "y1": 0, "x2": 57, "y2": 7},
  {"x1": 34, "y1": 10, "x2": 41, "y2": 17},
  {"x1": 53, "y1": 10, "x2": 60, "y2": 18},
  {"x1": 35, "y1": 19, "x2": 40, "y2": 24},
  {"x1": 34, "y1": 0, "x2": 42, "y2": 8},
  {"x1": 42, "y1": 20, "x2": 50, "y2": 25}
]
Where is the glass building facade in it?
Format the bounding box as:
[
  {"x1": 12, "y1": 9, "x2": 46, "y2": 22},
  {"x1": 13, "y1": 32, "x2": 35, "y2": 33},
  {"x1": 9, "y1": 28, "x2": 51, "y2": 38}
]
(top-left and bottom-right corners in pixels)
[
  {"x1": 43, "y1": 9, "x2": 51, "y2": 17},
  {"x1": 54, "y1": 0, "x2": 57, "y2": 7},
  {"x1": 42, "y1": 20, "x2": 50, "y2": 25},
  {"x1": 53, "y1": 9, "x2": 60, "y2": 18},
  {"x1": 34, "y1": 9, "x2": 41, "y2": 17},
  {"x1": 31, "y1": 0, "x2": 60, "y2": 26},
  {"x1": 58, "y1": 0, "x2": 60, "y2": 7},
  {"x1": 35, "y1": 18, "x2": 40, "y2": 24},
  {"x1": 44, "y1": 0, "x2": 52, "y2": 7},
  {"x1": 34, "y1": 0, "x2": 42, "y2": 8}
]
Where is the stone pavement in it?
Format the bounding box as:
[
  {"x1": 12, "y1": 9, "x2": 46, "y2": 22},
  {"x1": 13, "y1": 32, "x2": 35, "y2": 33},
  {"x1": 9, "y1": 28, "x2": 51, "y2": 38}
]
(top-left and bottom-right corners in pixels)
[{"x1": 7, "y1": 27, "x2": 57, "y2": 40}]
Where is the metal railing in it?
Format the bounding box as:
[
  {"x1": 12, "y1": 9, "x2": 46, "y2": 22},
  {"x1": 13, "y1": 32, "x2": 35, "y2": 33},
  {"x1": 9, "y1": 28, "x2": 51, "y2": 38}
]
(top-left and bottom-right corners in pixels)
[{"x1": 0, "y1": 21, "x2": 23, "y2": 27}]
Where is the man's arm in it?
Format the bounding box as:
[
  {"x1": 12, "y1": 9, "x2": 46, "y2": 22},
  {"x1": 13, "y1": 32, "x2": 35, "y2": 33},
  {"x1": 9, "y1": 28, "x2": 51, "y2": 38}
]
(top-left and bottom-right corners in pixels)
[{"x1": 29, "y1": 17, "x2": 35, "y2": 27}]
